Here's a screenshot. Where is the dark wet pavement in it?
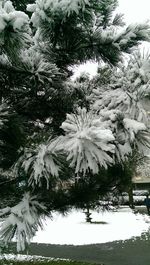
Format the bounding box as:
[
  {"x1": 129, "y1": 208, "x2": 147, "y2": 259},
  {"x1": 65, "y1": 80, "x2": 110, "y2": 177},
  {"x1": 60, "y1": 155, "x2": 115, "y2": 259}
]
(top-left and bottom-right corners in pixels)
[{"x1": 28, "y1": 232, "x2": 150, "y2": 265}]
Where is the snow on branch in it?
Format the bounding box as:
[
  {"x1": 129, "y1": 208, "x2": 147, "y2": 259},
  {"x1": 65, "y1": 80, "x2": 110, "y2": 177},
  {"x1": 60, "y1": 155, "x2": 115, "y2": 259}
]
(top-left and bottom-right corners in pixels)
[
  {"x1": 20, "y1": 48, "x2": 61, "y2": 83},
  {"x1": 123, "y1": 118, "x2": 146, "y2": 139},
  {"x1": 0, "y1": 1, "x2": 29, "y2": 32},
  {"x1": 87, "y1": 77, "x2": 150, "y2": 161},
  {"x1": 0, "y1": 193, "x2": 46, "y2": 252},
  {"x1": 0, "y1": 1, "x2": 31, "y2": 57},
  {"x1": 91, "y1": 58, "x2": 150, "y2": 124},
  {"x1": 114, "y1": 116, "x2": 150, "y2": 161},
  {"x1": 61, "y1": 107, "x2": 115, "y2": 174},
  {"x1": 115, "y1": 23, "x2": 150, "y2": 51},
  {"x1": 28, "y1": 0, "x2": 90, "y2": 27},
  {"x1": 15, "y1": 138, "x2": 62, "y2": 189}
]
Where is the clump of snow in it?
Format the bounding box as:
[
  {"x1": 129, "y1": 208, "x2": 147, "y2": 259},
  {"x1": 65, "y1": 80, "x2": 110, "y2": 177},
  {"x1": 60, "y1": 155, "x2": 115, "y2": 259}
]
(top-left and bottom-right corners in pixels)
[
  {"x1": 123, "y1": 118, "x2": 147, "y2": 145},
  {"x1": 0, "y1": 1, "x2": 29, "y2": 32},
  {"x1": 32, "y1": 207, "x2": 150, "y2": 245},
  {"x1": 123, "y1": 118, "x2": 146, "y2": 135},
  {"x1": 26, "y1": 4, "x2": 36, "y2": 13},
  {"x1": 61, "y1": 107, "x2": 115, "y2": 174}
]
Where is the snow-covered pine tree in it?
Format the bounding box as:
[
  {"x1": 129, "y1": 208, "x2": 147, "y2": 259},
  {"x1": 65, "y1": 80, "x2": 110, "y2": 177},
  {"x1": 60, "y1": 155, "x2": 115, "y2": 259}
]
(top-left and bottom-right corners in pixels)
[{"x1": 0, "y1": 0, "x2": 150, "y2": 251}]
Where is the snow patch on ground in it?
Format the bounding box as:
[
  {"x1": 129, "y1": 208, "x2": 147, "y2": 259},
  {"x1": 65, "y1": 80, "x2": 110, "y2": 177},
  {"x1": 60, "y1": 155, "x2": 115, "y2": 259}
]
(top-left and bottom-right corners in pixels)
[
  {"x1": 0, "y1": 254, "x2": 69, "y2": 262},
  {"x1": 32, "y1": 207, "x2": 150, "y2": 245}
]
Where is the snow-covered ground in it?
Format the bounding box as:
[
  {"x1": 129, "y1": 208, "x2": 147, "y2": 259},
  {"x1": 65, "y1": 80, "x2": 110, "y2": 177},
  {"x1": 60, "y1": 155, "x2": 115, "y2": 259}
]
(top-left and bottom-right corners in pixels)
[{"x1": 32, "y1": 207, "x2": 150, "y2": 245}]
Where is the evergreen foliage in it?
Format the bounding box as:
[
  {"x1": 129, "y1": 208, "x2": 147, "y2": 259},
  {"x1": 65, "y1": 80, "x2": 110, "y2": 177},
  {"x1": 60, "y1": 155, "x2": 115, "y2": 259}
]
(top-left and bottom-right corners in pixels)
[{"x1": 0, "y1": 0, "x2": 150, "y2": 251}]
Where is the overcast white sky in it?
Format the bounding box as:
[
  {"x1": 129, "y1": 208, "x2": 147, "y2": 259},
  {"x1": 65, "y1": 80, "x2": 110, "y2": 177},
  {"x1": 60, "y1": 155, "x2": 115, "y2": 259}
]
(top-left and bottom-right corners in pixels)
[
  {"x1": 73, "y1": 0, "x2": 150, "y2": 78},
  {"x1": 117, "y1": 0, "x2": 150, "y2": 24}
]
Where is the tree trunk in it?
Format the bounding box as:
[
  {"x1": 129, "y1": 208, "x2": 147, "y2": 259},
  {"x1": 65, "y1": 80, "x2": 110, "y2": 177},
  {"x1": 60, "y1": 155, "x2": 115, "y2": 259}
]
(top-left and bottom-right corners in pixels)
[
  {"x1": 84, "y1": 206, "x2": 92, "y2": 222},
  {"x1": 128, "y1": 185, "x2": 135, "y2": 209}
]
